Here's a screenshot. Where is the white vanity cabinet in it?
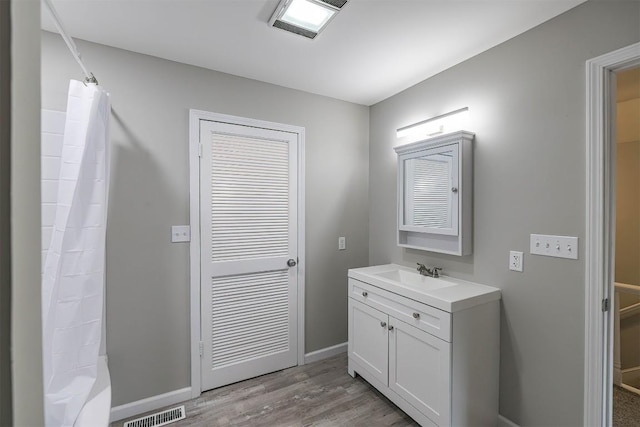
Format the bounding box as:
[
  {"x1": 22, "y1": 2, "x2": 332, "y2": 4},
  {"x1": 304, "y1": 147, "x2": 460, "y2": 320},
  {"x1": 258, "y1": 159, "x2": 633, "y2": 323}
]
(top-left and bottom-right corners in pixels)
[{"x1": 348, "y1": 265, "x2": 501, "y2": 427}]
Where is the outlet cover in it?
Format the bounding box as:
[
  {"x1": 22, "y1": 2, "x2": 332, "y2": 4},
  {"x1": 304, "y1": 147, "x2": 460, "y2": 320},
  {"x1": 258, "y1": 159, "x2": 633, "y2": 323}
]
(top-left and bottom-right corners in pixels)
[
  {"x1": 509, "y1": 251, "x2": 523, "y2": 272},
  {"x1": 338, "y1": 236, "x2": 346, "y2": 250}
]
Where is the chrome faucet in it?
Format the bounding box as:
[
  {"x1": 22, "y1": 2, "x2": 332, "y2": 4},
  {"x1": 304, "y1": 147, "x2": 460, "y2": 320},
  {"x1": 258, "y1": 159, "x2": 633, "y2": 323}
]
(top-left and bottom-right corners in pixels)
[
  {"x1": 416, "y1": 263, "x2": 443, "y2": 278},
  {"x1": 416, "y1": 263, "x2": 429, "y2": 275}
]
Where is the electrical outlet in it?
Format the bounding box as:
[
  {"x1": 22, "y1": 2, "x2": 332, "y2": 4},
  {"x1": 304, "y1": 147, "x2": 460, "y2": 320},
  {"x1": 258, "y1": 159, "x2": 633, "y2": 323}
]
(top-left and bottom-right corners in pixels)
[
  {"x1": 509, "y1": 251, "x2": 523, "y2": 272},
  {"x1": 338, "y1": 236, "x2": 346, "y2": 250}
]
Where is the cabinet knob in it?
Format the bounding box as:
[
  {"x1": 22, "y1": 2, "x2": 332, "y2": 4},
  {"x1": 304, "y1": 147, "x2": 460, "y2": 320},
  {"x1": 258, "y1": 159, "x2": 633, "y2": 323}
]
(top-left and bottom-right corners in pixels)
[
  {"x1": 362, "y1": 291, "x2": 368, "y2": 297},
  {"x1": 388, "y1": 325, "x2": 394, "y2": 331},
  {"x1": 451, "y1": 187, "x2": 458, "y2": 193},
  {"x1": 380, "y1": 321, "x2": 387, "y2": 328},
  {"x1": 413, "y1": 312, "x2": 420, "y2": 319}
]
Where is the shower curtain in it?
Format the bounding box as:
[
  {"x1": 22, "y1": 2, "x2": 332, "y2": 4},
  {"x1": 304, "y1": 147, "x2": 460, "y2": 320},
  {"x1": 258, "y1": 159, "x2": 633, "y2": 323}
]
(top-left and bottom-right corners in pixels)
[{"x1": 42, "y1": 80, "x2": 111, "y2": 427}]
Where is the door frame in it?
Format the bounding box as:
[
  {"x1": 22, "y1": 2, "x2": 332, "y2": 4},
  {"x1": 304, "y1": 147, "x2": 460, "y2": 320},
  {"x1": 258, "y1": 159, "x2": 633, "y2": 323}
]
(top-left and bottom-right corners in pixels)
[
  {"x1": 584, "y1": 42, "x2": 640, "y2": 426},
  {"x1": 188, "y1": 109, "x2": 306, "y2": 398}
]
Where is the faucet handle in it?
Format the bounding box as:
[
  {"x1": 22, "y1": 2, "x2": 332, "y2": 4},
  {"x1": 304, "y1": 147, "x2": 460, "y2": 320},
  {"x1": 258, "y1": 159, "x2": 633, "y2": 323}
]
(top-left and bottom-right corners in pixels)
[{"x1": 433, "y1": 267, "x2": 443, "y2": 278}]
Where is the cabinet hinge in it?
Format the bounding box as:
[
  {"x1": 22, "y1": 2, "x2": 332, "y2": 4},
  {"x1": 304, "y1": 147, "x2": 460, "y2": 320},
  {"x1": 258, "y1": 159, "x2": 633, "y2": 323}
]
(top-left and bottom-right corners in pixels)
[
  {"x1": 198, "y1": 143, "x2": 203, "y2": 158},
  {"x1": 199, "y1": 341, "x2": 204, "y2": 357},
  {"x1": 602, "y1": 298, "x2": 610, "y2": 312}
]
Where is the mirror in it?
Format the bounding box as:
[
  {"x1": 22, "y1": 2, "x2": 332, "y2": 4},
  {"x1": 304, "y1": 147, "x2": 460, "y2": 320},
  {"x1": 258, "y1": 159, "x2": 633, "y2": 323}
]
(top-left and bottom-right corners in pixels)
[{"x1": 403, "y1": 149, "x2": 455, "y2": 230}]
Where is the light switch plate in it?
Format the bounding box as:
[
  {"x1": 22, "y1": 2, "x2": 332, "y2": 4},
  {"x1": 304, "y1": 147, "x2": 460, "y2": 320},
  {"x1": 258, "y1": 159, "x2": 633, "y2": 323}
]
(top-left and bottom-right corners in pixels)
[
  {"x1": 338, "y1": 236, "x2": 346, "y2": 250},
  {"x1": 530, "y1": 234, "x2": 578, "y2": 259},
  {"x1": 171, "y1": 225, "x2": 191, "y2": 243}
]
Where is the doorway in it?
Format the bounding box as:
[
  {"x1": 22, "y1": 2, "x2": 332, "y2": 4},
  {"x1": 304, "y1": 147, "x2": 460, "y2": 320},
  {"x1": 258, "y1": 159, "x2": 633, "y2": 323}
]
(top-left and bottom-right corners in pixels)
[
  {"x1": 188, "y1": 110, "x2": 306, "y2": 397},
  {"x1": 585, "y1": 42, "x2": 640, "y2": 426}
]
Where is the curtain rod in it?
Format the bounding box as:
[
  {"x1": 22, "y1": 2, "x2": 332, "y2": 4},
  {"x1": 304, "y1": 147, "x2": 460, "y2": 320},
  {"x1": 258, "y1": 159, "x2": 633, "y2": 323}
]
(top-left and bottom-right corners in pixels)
[{"x1": 42, "y1": 0, "x2": 98, "y2": 85}]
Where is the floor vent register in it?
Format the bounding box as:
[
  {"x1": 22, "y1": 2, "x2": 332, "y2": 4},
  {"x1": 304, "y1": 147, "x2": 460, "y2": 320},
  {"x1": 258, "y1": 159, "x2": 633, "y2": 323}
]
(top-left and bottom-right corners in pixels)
[{"x1": 123, "y1": 405, "x2": 186, "y2": 427}]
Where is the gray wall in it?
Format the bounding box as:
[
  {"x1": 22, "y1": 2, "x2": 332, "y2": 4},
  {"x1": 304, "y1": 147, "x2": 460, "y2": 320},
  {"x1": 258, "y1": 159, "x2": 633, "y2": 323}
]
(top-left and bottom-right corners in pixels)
[
  {"x1": 10, "y1": 0, "x2": 44, "y2": 425},
  {"x1": 0, "y1": 0, "x2": 11, "y2": 424},
  {"x1": 369, "y1": 1, "x2": 640, "y2": 425},
  {"x1": 41, "y1": 32, "x2": 370, "y2": 406}
]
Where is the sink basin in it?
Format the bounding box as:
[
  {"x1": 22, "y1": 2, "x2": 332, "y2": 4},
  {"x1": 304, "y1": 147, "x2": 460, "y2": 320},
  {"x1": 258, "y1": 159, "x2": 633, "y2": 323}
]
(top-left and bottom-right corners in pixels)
[
  {"x1": 348, "y1": 264, "x2": 501, "y2": 312},
  {"x1": 374, "y1": 268, "x2": 456, "y2": 291}
]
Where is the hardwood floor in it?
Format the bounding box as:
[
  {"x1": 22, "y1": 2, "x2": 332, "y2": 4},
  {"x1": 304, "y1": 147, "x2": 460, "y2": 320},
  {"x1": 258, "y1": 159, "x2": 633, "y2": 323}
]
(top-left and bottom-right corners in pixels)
[{"x1": 112, "y1": 353, "x2": 418, "y2": 427}]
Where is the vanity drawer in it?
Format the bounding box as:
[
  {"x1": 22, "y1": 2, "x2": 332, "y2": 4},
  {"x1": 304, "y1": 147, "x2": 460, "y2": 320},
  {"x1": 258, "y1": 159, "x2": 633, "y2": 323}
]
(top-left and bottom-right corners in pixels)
[{"x1": 349, "y1": 278, "x2": 451, "y2": 342}]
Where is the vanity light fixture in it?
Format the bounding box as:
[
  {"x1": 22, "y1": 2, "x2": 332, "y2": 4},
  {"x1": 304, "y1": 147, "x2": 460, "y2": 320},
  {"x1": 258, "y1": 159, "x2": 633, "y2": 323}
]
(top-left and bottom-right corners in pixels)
[
  {"x1": 397, "y1": 107, "x2": 470, "y2": 141},
  {"x1": 269, "y1": 0, "x2": 348, "y2": 39}
]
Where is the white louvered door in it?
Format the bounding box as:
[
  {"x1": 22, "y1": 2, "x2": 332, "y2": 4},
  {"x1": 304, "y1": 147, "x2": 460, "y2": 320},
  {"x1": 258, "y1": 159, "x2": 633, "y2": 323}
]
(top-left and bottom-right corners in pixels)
[{"x1": 199, "y1": 120, "x2": 298, "y2": 391}]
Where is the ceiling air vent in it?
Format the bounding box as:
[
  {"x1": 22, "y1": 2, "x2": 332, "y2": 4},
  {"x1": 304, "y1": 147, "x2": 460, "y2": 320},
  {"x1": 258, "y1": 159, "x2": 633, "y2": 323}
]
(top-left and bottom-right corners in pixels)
[
  {"x1": 320, "y1": 0, "x2": 348, "y2": 8},
  {"x1": 269, "y1": 0, "x2": 348, "y2": 39},
  {"x1": 123, "y1": 405, "x2": 186, "y2": 427}
]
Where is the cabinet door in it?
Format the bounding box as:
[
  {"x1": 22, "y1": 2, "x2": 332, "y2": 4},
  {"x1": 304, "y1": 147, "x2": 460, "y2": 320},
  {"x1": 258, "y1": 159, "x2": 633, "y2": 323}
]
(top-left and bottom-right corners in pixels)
[
  {"x1": 389, "y1": 318, "x2": 451, "y2": 426},
  {"x1": 399, "y1": 142, "x2": 459, "y2": 236},
  {"x1": 348, "y1": 299, "x2": 388, "y2": 385}
]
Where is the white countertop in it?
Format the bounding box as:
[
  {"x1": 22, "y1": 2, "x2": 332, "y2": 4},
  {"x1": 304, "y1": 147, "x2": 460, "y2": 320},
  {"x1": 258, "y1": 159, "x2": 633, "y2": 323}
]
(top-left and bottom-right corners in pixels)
[{"x1": 348, "y1": 264, "x2": 501, "y2": 312}]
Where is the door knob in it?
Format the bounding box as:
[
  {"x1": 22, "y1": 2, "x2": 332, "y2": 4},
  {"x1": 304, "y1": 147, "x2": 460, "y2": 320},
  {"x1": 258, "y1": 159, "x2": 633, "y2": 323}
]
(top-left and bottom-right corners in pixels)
[{"x1": 287, "y1": 259, "x2": 297, "y2": 267}]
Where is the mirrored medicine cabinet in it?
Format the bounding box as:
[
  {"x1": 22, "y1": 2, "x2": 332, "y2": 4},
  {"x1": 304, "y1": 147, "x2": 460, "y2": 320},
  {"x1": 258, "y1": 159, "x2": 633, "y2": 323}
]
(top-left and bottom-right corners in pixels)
[{"x1": 394, "y1": 131, "x2": 474, "y2": 256}]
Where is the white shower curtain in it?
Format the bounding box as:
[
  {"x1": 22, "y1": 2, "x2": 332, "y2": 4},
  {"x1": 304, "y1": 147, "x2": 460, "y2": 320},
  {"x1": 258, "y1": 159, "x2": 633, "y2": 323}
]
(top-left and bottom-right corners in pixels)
[{"x1": 42, "y1": 80, "x2": 111, "y2": 427}]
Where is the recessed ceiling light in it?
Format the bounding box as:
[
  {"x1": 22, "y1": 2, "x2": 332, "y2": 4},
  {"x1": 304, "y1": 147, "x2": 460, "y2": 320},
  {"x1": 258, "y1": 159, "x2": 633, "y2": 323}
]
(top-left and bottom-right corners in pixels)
[{"x1": 270, "y1": 0, "x2": 348, "y2": 39}]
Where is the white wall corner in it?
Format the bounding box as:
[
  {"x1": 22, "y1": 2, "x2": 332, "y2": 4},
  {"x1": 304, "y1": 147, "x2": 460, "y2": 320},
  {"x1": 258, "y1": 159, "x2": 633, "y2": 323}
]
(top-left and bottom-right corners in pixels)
[
  {"x1": 498, "y1": 414, "x2": 520, "y2": 427},
  {"x1": 304, "y1": 342, "x2": 348, "y2": 364},
  {"x1": 110, "y1": 387, "x2": 192, "y2": 423}
]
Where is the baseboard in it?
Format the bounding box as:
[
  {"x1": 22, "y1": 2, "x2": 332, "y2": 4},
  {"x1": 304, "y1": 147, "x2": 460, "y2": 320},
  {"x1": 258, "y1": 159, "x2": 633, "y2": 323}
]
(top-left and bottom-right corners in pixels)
[
  {"x1": 304, "y1": 342, "x2": 347, "y2": 364},
  {"x1": 110, "y1": 387, "x2": 192, "y2": 422},
  {"x1": 498, "y1": 414, "x2": 520, "y2": 427}
]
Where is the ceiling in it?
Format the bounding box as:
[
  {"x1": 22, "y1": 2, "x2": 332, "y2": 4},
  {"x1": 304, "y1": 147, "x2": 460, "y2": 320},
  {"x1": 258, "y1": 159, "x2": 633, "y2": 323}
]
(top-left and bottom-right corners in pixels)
[{"x1": 41, "y1": 0, "x2": 586, "y2": 106}]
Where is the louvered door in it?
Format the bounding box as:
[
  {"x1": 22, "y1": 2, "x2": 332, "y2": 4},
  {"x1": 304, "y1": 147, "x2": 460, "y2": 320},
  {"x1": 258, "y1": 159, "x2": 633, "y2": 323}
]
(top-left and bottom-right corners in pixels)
[{"x1": 199, "y1": 120, "x2": 298, "y2": 391}]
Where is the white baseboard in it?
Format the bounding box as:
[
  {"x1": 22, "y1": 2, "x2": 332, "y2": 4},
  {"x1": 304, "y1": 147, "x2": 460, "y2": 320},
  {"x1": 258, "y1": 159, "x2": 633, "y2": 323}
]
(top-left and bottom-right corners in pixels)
[
  {"x1": 110, "y1": 387, "x2": 192, "y2": 422},
  {"x1": 304, "y1": 342, "x2": 347, "y2": 364},
  {"x1": 498, "y1": 414, "x2": 520, "y2": 427}
]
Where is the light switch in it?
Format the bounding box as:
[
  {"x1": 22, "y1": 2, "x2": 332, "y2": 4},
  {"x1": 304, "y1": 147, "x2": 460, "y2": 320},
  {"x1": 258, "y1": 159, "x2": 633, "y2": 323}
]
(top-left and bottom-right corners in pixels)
[
  {"x1": 530, "y1": 234, "x2": 578, "y2": 259},
  {"x1": 338, "y1": 236, "x2": 346, "y2": 250},
  {"x1": 171, "y1": 225, "x2": 191, "y2": 243}
]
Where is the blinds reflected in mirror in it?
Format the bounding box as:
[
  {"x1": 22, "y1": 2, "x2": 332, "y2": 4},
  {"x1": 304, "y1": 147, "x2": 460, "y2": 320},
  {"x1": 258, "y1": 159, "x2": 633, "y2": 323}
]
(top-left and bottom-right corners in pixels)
[{"x1": 404, "y1": 153, "x2": 453, "y2": 229}]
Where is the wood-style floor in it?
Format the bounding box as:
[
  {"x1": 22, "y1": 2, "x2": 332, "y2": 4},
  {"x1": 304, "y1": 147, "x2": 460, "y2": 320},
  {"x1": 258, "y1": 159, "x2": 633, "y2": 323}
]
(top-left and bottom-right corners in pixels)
[{"x1": 112, "y1": 353, "x2": 418, "y2": 427}]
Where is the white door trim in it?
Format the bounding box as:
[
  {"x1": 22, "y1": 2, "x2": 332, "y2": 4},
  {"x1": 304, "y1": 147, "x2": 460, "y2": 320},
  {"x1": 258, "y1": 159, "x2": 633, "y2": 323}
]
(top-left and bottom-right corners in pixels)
[
  {"x1": 584, "y1": 42, "x2": 640, "y2": 426},
  {"x1": 188, "y1": 109, "x2": 306, "y2": 398}
]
